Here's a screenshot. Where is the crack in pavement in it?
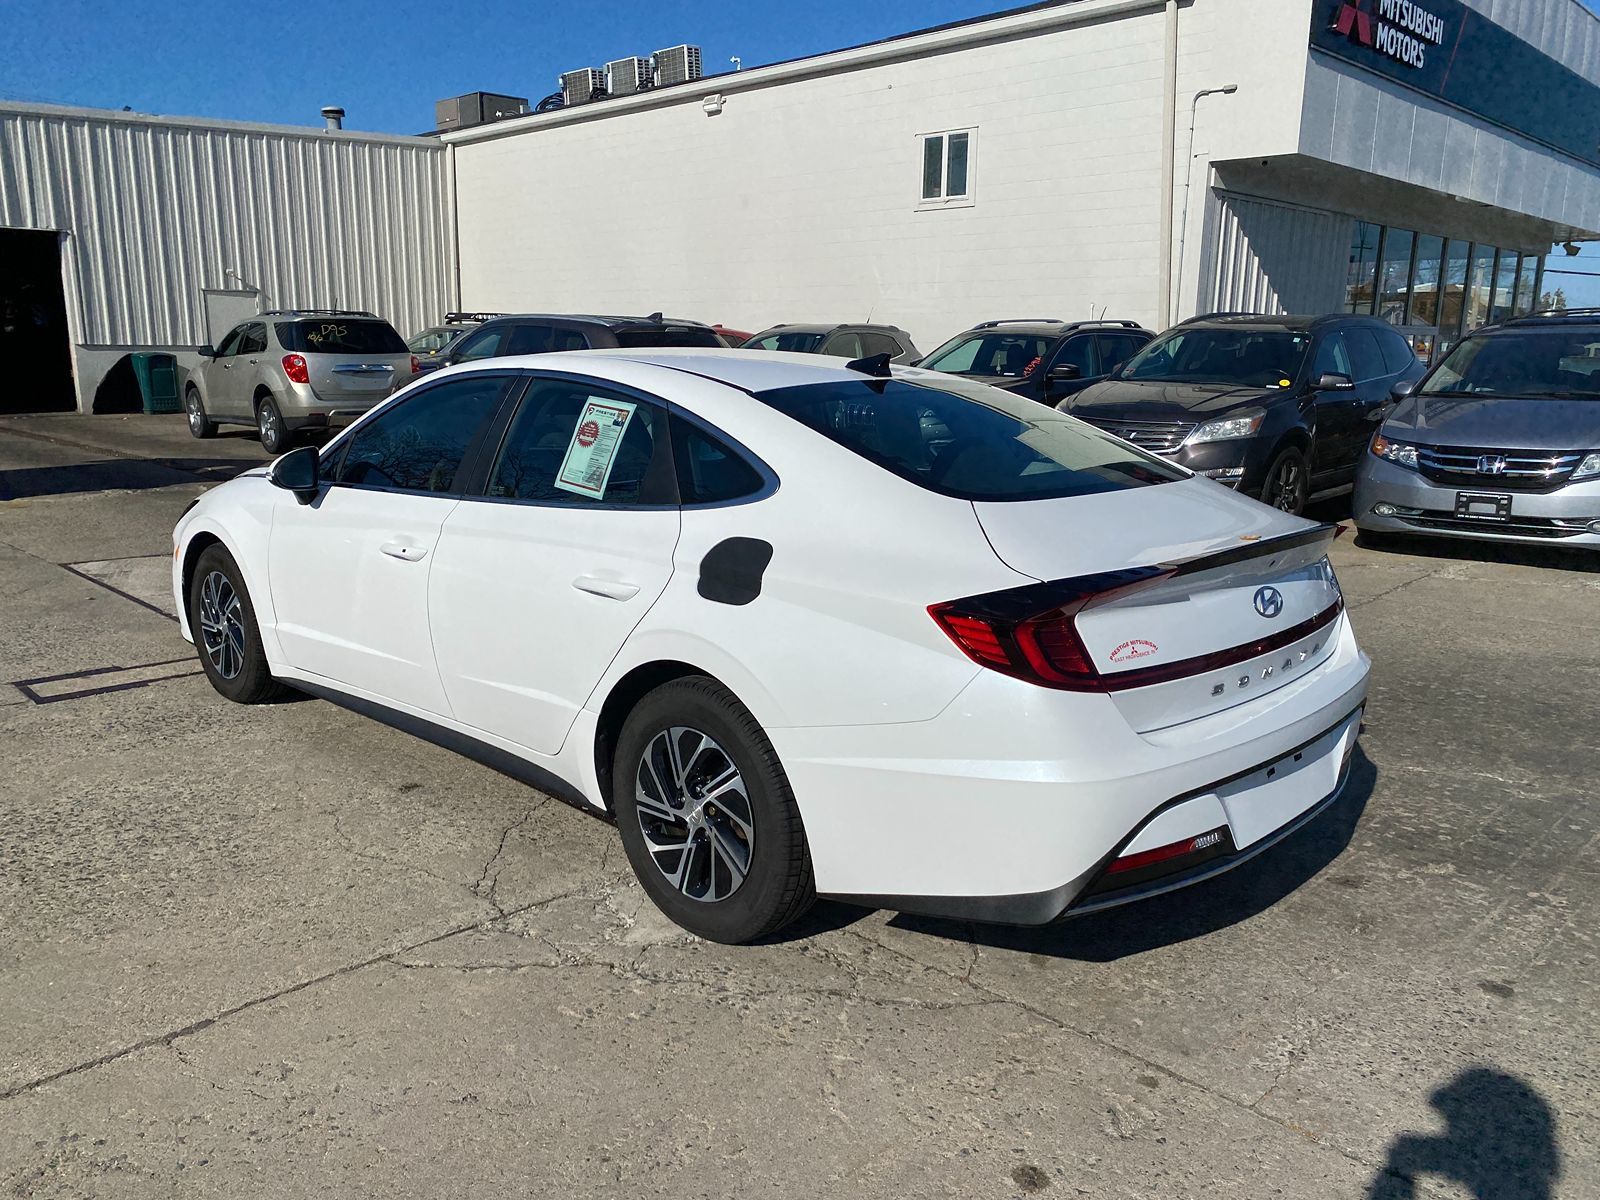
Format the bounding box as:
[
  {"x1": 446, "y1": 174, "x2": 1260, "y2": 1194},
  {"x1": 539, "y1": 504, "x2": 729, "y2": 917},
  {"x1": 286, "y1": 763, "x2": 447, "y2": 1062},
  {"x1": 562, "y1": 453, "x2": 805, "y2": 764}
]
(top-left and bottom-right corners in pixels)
[{"x1": 472, "y1": 803, "x2": 548, "y2": 918}]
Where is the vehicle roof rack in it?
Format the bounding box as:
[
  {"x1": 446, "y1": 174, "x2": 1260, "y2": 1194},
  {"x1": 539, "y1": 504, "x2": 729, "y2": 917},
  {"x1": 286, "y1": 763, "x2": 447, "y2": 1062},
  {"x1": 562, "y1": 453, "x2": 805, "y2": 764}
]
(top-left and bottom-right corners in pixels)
[
  {"x1": 1177, "y1": 311, "x2": 1264, "y2": 325},
  {"x1": 261, "y1": 308, "x2": 376, "y2": 318},
  {"x1": 443, "y1": 311, "x2": 503, "y2": 323},
  {"x1": 1063, "y1": 319, "x2": 1145, "y2": 330},
  {"x1": 972, "y1": 318, "x2": 1065, "y2": 329},
  {"x1": 1522, "y1": 306, "x2": 1600, "y2": 318}
]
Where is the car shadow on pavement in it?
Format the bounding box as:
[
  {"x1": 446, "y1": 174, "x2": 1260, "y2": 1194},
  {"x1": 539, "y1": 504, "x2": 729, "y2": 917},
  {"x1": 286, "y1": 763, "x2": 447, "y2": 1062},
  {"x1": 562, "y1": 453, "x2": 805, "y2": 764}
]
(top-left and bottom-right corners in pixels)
[
  {"x1": 1364, "y1": 1066, "x2": 1561, "y2": 1199},
  {"x1": 876, "y1": 745, "x2": 1378, "y2": 962},
  {"x1": 1356, "y1": 530, "x2": 1599, "y2": 574},
  {"x1": 0, "y1": 458, "x2": 254, "y2": 499}
]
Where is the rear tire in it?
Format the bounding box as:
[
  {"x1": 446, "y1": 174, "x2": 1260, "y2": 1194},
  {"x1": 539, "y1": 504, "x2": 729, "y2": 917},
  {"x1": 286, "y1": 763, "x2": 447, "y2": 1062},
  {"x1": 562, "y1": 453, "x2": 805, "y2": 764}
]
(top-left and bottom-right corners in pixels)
[
  {"x1": 257, "y1": 395, "x2": 289, "y2": 455},
  {"x1": 185, "y1": 388, "x2": 218, "y2": 439},
  {"x1": 613, "y1": 677, "x2": 815, "y2": 943},
  {"x1": 187, "y1": 544, "x2": 286, "y2": 704},
  {"x1": 1262, "y1": 446, "x2": 1309, "y2": 516}
]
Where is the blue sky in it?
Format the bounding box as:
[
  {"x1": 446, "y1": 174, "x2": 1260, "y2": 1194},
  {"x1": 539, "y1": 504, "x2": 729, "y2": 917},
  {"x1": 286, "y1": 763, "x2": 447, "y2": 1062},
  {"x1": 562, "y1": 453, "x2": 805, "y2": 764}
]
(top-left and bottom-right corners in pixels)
[{"x1": 3, "y1": 0, "x2": 1597, "y2": 303}]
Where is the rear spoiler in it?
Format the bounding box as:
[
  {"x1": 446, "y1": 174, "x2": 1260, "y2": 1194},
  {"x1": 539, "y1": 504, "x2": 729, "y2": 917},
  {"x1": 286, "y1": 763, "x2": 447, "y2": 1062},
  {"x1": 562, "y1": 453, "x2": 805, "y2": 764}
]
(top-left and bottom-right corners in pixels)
[{"x1": 1161, "y1": 523, "x2": 1343, "y2": 579}]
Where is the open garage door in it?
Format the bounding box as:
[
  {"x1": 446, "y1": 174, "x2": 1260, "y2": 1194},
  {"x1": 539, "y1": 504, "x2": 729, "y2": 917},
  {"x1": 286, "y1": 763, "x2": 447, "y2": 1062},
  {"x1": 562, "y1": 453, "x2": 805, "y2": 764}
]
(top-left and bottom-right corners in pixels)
[{"x1": 0, "y1": 229, "x2": 75, "y2": 413}]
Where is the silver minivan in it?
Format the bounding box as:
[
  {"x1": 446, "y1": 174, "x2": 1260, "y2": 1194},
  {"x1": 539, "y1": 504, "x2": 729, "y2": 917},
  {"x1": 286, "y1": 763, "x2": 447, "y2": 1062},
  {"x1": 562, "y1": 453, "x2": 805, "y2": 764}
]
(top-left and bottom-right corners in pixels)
[{"x1": 185, "y1": 310, "x2": 415, "y2": 453}]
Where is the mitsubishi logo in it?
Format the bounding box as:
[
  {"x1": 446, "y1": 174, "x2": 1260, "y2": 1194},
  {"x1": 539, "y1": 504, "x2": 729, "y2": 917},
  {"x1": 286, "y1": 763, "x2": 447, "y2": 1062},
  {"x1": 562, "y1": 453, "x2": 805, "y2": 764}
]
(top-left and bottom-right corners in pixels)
[
  {"x1": 1331, "y1": 0, "x2": 1374, "y2": 46},
  {"x1": 1478, "y1": 454, "x2": 1508, "y2": 475},
  {"x1": 1253, "y1": 586, "x2": 1285, "y2": 619}
]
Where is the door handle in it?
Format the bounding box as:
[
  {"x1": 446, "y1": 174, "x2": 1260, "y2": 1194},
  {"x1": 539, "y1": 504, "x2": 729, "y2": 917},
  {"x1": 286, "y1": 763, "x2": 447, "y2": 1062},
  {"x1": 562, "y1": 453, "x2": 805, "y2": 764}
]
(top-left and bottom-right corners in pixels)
[
  {"x1": 572, "y1": 575, "x2": 639, "y2": 601},
  {"x1": 380, "y1": 541, "x2": 428, "y2": 562}
]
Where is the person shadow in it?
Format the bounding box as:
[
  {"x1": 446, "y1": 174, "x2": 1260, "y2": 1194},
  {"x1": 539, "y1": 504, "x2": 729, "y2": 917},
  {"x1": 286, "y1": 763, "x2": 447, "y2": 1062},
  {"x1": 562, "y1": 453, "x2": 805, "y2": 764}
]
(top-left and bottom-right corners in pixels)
[{"x1": 1366, "y1": 1067, "x2": 1561, "y2": 1199}]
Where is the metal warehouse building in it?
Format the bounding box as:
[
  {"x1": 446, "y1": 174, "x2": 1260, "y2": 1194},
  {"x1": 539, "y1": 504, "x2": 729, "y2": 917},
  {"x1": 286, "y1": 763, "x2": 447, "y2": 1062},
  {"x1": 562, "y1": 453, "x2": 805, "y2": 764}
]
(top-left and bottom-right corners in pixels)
[
  {"x1": 0, "y1": 102, "x2": 450, "y2": 413},
  {"x1": 444, "y1": 0, "x2": 1600, "y2": 359}
]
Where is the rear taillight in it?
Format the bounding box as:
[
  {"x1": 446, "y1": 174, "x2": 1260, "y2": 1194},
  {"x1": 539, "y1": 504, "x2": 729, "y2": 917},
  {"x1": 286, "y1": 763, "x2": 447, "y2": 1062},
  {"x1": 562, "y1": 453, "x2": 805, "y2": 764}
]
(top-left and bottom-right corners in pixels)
[
  {"x1": 410, "y1": 354, "x2": 420, "y2": 375},
  {"x1": 282, "y1": 354, "x2": 309, "y2": 384},
  {"x1": 928, "y1": 568, "x2": 1168, "y2": 692}
]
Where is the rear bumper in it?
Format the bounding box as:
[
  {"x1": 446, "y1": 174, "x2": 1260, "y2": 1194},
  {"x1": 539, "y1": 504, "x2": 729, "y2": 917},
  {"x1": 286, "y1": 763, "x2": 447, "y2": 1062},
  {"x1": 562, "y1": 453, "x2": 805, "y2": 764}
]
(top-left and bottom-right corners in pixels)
[
  {"x1": 1355, "y1": 457, "x2": 1600, "y2": 547},
  {"x1": 278, "y1": 383, "x2": 390, "y2": 430},
  {"x1": 781, "y1": 613, "x2": 1370, "y2": 921}
]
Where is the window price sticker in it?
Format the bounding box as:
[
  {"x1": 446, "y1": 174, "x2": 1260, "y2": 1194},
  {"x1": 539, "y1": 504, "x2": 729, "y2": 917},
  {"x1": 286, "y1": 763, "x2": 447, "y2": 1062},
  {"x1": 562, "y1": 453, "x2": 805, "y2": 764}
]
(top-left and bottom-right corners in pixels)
[{"x1": 555, "y1": 397, "x2": 637, "y2": 498}]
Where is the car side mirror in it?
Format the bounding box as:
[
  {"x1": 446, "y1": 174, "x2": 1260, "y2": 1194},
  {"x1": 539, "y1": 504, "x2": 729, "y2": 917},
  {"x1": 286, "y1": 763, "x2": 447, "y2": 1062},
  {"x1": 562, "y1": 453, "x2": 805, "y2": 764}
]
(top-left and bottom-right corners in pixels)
[
  {"x1": 1317, "y1": 372, "x2": 1355, "y2": 391},
  {"x1": 268, "y1": 445, "x2": 321, "y2": 504},
  {"x1": 1390, "y1": 379, "x2": 1417, "y2": 400},
  {"x1": 1048, "y1": 363, "x2": 1082, "y2": 383},
  {"x1": 198, "y1": 344, "x2": 216, "y2": 359}
]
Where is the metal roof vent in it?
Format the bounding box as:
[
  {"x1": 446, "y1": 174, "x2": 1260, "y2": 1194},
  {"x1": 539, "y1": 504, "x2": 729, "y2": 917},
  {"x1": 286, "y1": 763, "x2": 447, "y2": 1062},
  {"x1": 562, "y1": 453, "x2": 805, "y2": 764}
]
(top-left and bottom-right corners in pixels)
[{"x1": 320, "y1": 106, "x2": 345, "y2": 131}]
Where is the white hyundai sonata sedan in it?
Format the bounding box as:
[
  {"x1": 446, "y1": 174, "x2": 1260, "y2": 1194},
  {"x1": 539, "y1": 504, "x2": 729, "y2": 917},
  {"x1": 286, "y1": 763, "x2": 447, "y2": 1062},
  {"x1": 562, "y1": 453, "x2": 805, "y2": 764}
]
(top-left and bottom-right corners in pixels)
[{"x1": 172, "y1": 349, "x2": 1369, "y2": 943}]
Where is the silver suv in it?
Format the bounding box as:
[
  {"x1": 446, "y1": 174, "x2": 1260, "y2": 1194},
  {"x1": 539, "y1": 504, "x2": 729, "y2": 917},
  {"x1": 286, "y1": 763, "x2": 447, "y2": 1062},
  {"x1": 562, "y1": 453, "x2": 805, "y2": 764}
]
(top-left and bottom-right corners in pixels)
[{"x1": 185, "y1": 310, "x2": 414, "y2": 453}]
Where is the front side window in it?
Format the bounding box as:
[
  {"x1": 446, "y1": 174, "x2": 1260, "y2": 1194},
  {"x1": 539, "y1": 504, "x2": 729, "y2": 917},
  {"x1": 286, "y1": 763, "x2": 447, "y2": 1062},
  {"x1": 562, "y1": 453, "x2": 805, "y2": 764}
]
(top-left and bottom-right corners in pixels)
[
  {"x1": 278, "y1": 319, "x2": 406, "y2": 355},
  {"x1": 1050, "y1": 336, "x2": 1098, "y2": 377},
  {"x1": 1097, "y1": 332, "x2": 1149, "y2": 375},
  {"x1": 1312, "y1": 332, "x2": 1354, "y2": 381},
  {"x1": 214, "y1": 326, "x2": 247, "y2": 357},
  {"x1": 823, "y1": 331, "x2": 865, "y2": 358},
  {"x1": 919, "y1": 129, "x2": 973, "y2": 204},
  {"x1": 333, "y1": 375, "x2": 507, "y2": 493},
  {"x1": 613, "y1": 325, "x2": 723, "y2": 349},
  {"x1": 1121, "y1": 329, "x2": 1311, "y2": 389},
  {"x1": 506, "y1": 324, "x2": 555, "y2": 355},
  {"x1": 1421, "y1": 331, "x2": 1600, "y2": 398},
  {"x1": 453, "y1": 327, "x2": 506, "y2": 362},
  {"x1": 921, "y1": 333, "x2": 1054, "y2": 379},
  {"x1": 754, "y1": 378, "x2": 1183, "y2": 502},
  {"x1": 486, "y1": 380, "x2": 671, "y2": 505}
]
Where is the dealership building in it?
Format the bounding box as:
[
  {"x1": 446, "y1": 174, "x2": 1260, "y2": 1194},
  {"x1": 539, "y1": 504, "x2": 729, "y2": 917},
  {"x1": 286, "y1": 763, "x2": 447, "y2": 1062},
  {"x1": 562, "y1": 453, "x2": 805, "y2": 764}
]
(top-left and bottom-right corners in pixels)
[{"x1": 3, "y1": 0, "x2": 1600, "y2": 413}]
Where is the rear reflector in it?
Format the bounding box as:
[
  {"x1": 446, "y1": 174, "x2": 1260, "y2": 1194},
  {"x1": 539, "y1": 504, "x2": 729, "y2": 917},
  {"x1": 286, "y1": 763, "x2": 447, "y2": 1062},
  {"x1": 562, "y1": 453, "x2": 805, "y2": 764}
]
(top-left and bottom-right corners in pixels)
[{"x1": 1105, "y1": 827, "x2": 1227, "y2": 875}]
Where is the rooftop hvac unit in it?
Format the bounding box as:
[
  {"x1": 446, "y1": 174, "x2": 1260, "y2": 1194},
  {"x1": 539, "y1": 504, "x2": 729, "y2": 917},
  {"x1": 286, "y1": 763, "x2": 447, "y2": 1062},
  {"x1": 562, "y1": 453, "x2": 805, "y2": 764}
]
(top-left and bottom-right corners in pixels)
[
  {"x1": 434, "y1": 91, "x2": 531, "y2": 131},
  {"x1": 559, "y1": 68, "x2": 606, "y2": 106},
  {"x1": 652, "y1": 44, "x2": 702, "y2": 87},
  {"x1": 605, "y1": 57, "x2": 654, "y2": 96}
]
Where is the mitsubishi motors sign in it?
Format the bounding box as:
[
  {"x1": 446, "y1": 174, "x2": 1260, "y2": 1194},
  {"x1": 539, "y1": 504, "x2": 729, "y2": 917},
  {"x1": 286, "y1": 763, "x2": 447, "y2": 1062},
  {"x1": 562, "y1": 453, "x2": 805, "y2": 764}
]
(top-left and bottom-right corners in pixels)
[
  {"x1": 1309, "y1": 0, "x2": 1600, "y2": 169},
  {"x1": 1330, "y1": 0, "x2": 1446, "y2": 68}
]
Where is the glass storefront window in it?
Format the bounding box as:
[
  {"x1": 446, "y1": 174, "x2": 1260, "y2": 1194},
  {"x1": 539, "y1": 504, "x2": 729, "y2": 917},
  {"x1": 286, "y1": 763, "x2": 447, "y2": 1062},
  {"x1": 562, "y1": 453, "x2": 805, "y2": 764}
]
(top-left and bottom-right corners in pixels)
[
  {"x1": 1512, "y1": 255, "x2": 1540, "y2": 315},
  {"x1": 1466, "y1": 244, "x2": 1496, "y2": 329},
  {"x1": 1376, "y1": 229, "x2": 1415, "y2": 324},
  {"x1": 1346, "y1": 221, "x2": 1381, "y2": 313},
  {"x1": 1490, "y1": 251, "x2": 1518, "y2": 323},
  {"x1": 1438, "y1": 239, "x2": 1470, "y2": 336},
  {"x1": 1408, "y1": 235, "x2": 1445, "y2": 328}
]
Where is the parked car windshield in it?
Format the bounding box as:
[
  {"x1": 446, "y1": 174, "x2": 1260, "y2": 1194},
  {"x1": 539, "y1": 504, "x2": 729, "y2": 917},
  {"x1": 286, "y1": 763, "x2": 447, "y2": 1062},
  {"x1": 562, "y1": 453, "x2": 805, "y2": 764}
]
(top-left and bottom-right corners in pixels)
[
  {"x1": 919, "y1": 333, "x2": 1055, "y2": 379},
  {"x1": 613, "y1": 326, "x2": 724, "y2": 349},
  {"x1": 1420, "y1": 329, "x2": 1600, "y2": 398},
  {"x1": 278, "y1": 319, "x2": 407, "y2": 355},
  {"x1": 1118, "y1": 328, "x2": 1311, "y2": 388},
  {"x1": 753, "y1": 378, "x2": 1184, "y2": 502},
  {"x1": 746, "y1": 331, "x2": 827, "y2": 353}
]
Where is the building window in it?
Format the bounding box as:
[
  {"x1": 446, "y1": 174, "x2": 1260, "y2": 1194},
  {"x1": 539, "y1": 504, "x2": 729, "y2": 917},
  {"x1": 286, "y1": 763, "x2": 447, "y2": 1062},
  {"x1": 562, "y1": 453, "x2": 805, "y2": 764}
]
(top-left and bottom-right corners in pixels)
[
  {"x1": 1345, "y1": 221, "x2": 1381, "y2": 313},
  {"x1": 1513, "y1": 254, "x2": 1540, "y2": 315},
  {"x1": 1408, "y1": 234, "x2": 1446, "y2": 328},
  {"x1": 1438, "y1": 240, "x2": 1470, "y2": 336},
  {"x1": 1376, "y1": 229, "x2": 1415, "y2": 325},
  {"x1": 919, "y1": 130, "x2": 973, "y2": 206}
]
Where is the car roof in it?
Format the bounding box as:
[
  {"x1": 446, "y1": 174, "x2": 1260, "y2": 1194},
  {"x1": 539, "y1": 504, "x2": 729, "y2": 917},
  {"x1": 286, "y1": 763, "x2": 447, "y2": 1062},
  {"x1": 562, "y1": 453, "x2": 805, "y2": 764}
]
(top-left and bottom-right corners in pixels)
[
  {"x1": 454, "y1": 347, "x2": 891, "y2": 393},
  {"x1": 1176, "y1": 313, "x2": 1377, "y2": 332},
  {"x1": 1487, "y1": 308, "x2": 1600, "y2": 331},
  {"x1": 477, "y1": 313, "x2": 713, "y2": 330}
]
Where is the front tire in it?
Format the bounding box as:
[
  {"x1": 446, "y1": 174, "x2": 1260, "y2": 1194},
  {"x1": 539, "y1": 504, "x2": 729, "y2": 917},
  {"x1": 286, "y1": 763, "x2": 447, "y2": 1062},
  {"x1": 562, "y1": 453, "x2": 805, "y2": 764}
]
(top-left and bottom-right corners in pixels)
[
  {"x1": 1262, "y1": 445, "x2": 1309, "y2": 515},
  {"x1": 187, "y1": 544, "x2": 285, "y2": 704},
  {"x1": 186, "y1": 388, "x2": 218, "y2": 439},
  {"x1": 257, "y1": 396, "x2": 289, "y2": 455},
  {"x1": 613, "y1": 677, "x2": 815, "y2": 943}
]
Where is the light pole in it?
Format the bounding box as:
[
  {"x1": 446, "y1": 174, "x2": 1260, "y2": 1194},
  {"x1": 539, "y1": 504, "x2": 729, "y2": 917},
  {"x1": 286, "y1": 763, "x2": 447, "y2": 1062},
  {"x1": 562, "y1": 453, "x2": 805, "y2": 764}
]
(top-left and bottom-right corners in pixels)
[{"x1": 1172, "y1": 83, "x2": 1237, "y2": 325}]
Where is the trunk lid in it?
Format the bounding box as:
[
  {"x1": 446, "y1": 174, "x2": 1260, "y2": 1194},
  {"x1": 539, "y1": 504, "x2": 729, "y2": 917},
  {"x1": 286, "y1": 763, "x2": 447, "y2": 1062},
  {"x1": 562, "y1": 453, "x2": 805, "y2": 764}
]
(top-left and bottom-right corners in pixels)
[
  {"x1": 972, "y1": 479, "x2": 1344, "y2": 732},
  {"x1": 308, "y1": 352, "x2": 406, "y2": 400}
]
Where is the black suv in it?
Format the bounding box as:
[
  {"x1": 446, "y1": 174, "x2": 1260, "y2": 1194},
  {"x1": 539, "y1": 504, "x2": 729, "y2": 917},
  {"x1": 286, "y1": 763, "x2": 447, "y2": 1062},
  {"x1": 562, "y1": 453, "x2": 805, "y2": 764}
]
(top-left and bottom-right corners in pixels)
[
  {"x1": 917, "y1": 319, "x2": 1155, "y2": 405},
  {"x1": 438, "y1": 313, "x2": 723, "y2": 366},
  {"x1": 1062, "y1": 313, "x2": 1425, "y2": 514}
]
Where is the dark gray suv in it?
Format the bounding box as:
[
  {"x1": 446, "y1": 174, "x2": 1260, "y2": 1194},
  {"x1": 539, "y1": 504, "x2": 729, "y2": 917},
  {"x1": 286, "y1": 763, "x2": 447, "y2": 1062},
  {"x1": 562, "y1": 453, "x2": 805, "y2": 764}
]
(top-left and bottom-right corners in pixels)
[
  {"x1": 437, "y1": 313, "x2": 723, "y2": 366},
  {"x1": 742, "y1": 323, "x2": 921, "y2": 363}
]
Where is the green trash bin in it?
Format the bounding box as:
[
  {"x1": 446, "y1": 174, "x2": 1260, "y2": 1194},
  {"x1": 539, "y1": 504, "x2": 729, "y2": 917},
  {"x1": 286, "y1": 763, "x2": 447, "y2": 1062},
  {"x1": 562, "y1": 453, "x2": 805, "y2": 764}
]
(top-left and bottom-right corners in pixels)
[{"x1": 130, "y1": 352, "x2": 182, "y2": 414}]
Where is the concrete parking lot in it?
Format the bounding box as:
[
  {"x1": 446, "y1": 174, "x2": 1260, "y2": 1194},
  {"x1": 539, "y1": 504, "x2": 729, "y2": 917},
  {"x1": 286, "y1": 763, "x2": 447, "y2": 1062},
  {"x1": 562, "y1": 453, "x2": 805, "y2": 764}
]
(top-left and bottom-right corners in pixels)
[{"x1": 1, "y1": 412, "x2": 1596, "y2": 1199}]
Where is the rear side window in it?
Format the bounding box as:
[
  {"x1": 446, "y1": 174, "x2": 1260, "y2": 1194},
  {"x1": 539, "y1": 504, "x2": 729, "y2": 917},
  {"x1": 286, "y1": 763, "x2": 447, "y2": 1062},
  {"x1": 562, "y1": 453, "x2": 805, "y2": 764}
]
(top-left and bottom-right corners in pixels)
[
  {"x1": 857, "y1": 331, "x2": 901, "y2": 358},
  {"x1": 453, "y1": 327, "x2": 506, "y2": 361},
  {"x1": 921, "y1": 333, "x2": 1054, "y2": 379},
  {"x1": 277, "y1": 319, "x2": 407, "y2": 355},
  {"x1": 823, "y1": 331, "x2": 865, "y2": 358},
  {"x1": 239, "y1": 324, "x2": 268, "y2": 355},
  {"x1": 1346, "y1": 327, "x2": 1387, "y2": 382},
  {"x1": 1097, "y1": 332, "x2": 1148, "y2": 375},
  {"x1": 672, "y1": 419, "x2": 765, "y2": 504},
  {"x1": 485, "y1": 380, "x2": 673, "y2": 506},
  {"x1": 754, "y1": 379, "x2": 1183, "y2": 502},
  {"x1": 1377, "y1": 327, "x2": 1418, "y2": 374},
  {"x1": 506, "y1": 324, "x2": 555, "y2": 355},
  {"x1": 613, "y1": 326, "x2": 723, "y2": 349},
  {"x1": 749, "y1": 331, "x2": 826, "y2": 353},
  {"x1": 333, "y1": 375, "x2": 507, "y2": 493}
]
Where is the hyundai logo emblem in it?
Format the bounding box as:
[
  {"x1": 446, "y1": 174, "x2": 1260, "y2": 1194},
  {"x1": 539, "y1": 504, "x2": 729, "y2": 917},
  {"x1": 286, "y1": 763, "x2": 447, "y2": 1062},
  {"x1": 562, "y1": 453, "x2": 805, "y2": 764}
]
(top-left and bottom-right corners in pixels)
[
  {"x1": 1478, "y1": 454, "x2": 1507, "y2": 475},
  {"x1": 1253, "y1": 585, "x2": 1285, "y2": 618}
]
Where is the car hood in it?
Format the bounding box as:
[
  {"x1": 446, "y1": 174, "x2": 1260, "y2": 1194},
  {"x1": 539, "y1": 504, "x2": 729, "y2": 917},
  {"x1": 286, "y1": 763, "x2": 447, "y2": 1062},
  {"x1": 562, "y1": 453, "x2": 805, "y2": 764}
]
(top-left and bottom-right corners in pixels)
[
  {"x1": 1064, "y1": 379, "x2": 1279, "y2": 418},
  {"x1": 1385, "y1": 394, "x2": 1600, "y2": 450}
]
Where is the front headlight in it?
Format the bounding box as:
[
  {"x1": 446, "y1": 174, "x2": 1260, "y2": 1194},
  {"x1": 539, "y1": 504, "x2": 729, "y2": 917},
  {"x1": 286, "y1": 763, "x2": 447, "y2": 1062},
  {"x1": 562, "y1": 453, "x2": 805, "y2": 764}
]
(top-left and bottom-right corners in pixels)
[
  {"x1": 1370, "y1": 432, "x2": 1419, "y2": 470},
  {"x1": 1184, "y1": 411, "x2": 1265, "y2": 445},
  {"x1": 1573, "y1": 452, "x2": 1600, "y2": 480}
]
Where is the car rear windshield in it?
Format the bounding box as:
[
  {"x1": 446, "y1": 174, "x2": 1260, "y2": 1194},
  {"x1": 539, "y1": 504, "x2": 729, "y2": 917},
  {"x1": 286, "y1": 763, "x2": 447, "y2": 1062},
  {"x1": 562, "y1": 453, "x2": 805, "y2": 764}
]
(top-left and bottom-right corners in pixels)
[
  {"x1": 919, "y1": 332, "x2": 1055, "y2": 378},
  {"x1": 753, "y1": 378, "x2": 1185, "y2": 502},
  {"x1": 1420, "y1": 329, "x2": 1600, "y2": 398},
  {"x1": 613, "y1": 326, "x2": 724, "y2": 349},
  {"x1": 1119, "y1": 328, "x2": 1310, "y2": 388},
  {"x1": 278, "y1": 319, "x2": 407, "y2": 355},
  {"x1": 748, "y1": 331, "x2": 826, "y2": 353}
]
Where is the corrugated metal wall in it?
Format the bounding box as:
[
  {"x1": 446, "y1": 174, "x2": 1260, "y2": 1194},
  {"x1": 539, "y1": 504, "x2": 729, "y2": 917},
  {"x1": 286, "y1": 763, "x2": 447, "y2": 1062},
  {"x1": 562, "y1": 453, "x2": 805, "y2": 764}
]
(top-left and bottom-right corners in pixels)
[
  {"x1": 0, "y1": 104, "x2": 450, "y2": 349},
  {"x1": 1204, "y1": 192, "x2": 1349, "y2": 315}
]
